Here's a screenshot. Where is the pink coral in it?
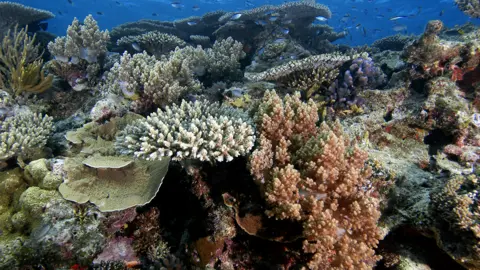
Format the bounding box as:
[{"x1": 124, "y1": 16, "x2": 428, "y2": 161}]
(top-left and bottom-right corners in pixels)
[
  {"x1": 93, "y1": 236, "x2": 138, "y2": 264},
  {"x1": 249, "y1": 90, "x2": 381, "y2": 269}
]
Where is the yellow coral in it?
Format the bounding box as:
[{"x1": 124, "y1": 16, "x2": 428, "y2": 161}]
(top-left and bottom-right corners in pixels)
[{"x1": 0, "y1": 26, "x2": 53, "y2": 97}]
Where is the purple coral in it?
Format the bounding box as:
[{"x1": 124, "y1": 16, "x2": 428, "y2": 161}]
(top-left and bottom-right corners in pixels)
[{"x1": 328, "y1": 56, "x2": 386, "y2": 106}]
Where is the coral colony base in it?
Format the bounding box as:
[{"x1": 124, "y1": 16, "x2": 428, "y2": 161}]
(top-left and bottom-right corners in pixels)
[{"x1": 0, "y1": 0, "x2": 480, "y2": 269}]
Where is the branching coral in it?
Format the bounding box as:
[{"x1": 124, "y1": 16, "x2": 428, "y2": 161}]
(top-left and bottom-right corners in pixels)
[
  {"x1": 48, "y1": 15, "x2": 110, "y2": 64},
  {"x1": 103, "y1": 49, "x2": 201, "y2": 112},
  {"x1": 0, "y1": 112, "x2": 53, "y2": 161},
  {"x1": 205, "y1": 37, "x2": 246, "y2": 81},
  {"x1": 0, "y1": 26, "x2": 53, "y2": 97},
  {"x1": 249, "y1": 90, "x2": 381, "y2": 269},
  {"x1": 115, "y1": 100, "x2": 255, "y2": 162},
  {"x1": 456, "y1": 0, "x2": 480, "y2": 18},
  {"x1": 116, "y1": 31, "x2": 187, "y2": 58}
]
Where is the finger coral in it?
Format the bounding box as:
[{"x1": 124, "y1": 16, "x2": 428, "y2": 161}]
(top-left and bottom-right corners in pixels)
[
  {"x1": 115, "y1": 100, "x2": 255, "y2": 162},
  {"x1": 0, "y1": 112, "x2": 53, "y2": 161},
  {"x1": 250, "y1": 90, "x2": 381, "y2": 269},
  {"x1": 0, "y1": 26, "x2": 53, "y2": 97}
]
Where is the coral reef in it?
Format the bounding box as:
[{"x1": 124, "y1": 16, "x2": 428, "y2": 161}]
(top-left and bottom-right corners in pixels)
[
  {"x1": 0, "y1": 2, "x2": 54, "y2": 35},
  {"x1": 0, "y1": 112, "x2": 53, "y2": 162},
  {"x1": 47, "y1": 15, "x2": 109, "y2": 90},
  {"x1": 372, "y1": 34, "x2": 415, "y2": 52},
  {"x1": 116, "y1": 31, "x2": 187, "y2": 57},
  {"x1": 456, "y1": 0, "x2": 480, "y2": 18},
  {"x1": 0, "y1": 26, "x2": 53, "y2": 97},
  {"x1": 430, "y1": 174, "x2": 480, "y2": 269},
  {"x1": 48, "y1": 15, "x2": 109, "y2": 64},
  {"x1": 116, "y1": 100, "x2": 255, "y2": 162},
  {"x1": 250, "y1": 90, "x2": 381, "y2": 269}
]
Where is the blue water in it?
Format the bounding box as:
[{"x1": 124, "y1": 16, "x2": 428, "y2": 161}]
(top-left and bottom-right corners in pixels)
[{"x1": 11, "y1": 0, "x2": 480, "y2": 46}]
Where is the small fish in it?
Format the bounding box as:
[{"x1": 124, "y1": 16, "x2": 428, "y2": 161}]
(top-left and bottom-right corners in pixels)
[
  {"x1": 115, "y1": 1, "x2": 121, "y2": 5},
  {"x1": 230, "y1": 13, "x2": 242, "y2": 20},
  {"x1": 171, "y1": 1, "x2": 184, "y2": 8},
  {"x1": 458, "y1": 29, "x2": 465, "y2": 35},
  {"x1": 255, "y1": 20, "x2": 267, "y2": 26},
  {"x1": 282, "y1": 19, "x2": 292, "y2": 24},
  {"x1": 273, "y1": 38, "x2": 286, "y2": 43},
  {"x1": 392, "y1": 24, "x2": 407, "y2": 32},
  {"x1": 355, "y1": 23, "x2": 361, "y2": 30},
  {"x1": 67, "y1": 0, "x2": 73, "y2": 4},
  {"x1": 264, "y1": 10, "x2": 275, "y2": 15},
  {"x1": 389, "y1": 15, "x2": 408, "y2": 21},
  {"x1": 258, "y1": 47, "x2": 265, "y2": 55},
  {"x1": 269, "y1": 16, "x2": 278, "y2": 21},
  {"x1": 152, "y1": 13, "x2": 158, "y2": 16},
  {"x1": 439, "y1": 10, "x2": 444, "y2": 16},
  {"x1": 131, "y1": 42, "x2": 141, "y2": 51},
  {"x1": 281, "y1": 28, "x2": 289, "y2": 34},
  {"x1": 187, "y1": 21, "x2": 198, "y2": 26},
  {"x1": 58, "y1": 11, "x2": 63, "y2": 15},
  {"x1": 315, "y1": 16, "x2": 328, "y2": 21},
  {"x1": 96, "y1": 11, "x2": 103, "y2": 15},
  {"x1": 362, "y1": 27, "x2": 367, "y2": 37},
  {"x1": 192, "y1": 5, "x2": 200, "y2": 11}
]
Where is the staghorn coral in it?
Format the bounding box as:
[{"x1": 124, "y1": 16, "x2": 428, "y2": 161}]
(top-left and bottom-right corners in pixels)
[
  {"x1": 116, "y1": 31, "x2": 187, "y2": 58},
  {"x1": 0, "y1": 2, "x2": 54, "y2": 35},
  {"x1": 48, "y1": 15, "x2": 110, "y2": 64},
  {"x1": 456, "y1": 0, "x2": 480, "y2": 18},
  {"x1": 0, "y1": 112, "x2": 53, "y2": 161},
  {"x1": 249, "y1": 90, "x2": 381, "y2": 269},
  {"x1": 0, "y1": 26, "x2": 53, "y2": 97},
  {"x1": 115, "y1": 100, "x2": 255, "y2": 162}
]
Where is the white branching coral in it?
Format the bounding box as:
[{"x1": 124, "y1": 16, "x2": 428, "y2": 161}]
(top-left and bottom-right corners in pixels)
[
  {"x1": 47, "y1": 15, "x2": 110, "y2": 63},
  {"x1": 0, "y1": 112, "x2": 53, "y2": 161},
  {"x1": 115, "y1": 100, "x2": 255, "y2": 162},
  {"x1": 206, "y1": 37, "x2": 246, "y2": 80}
]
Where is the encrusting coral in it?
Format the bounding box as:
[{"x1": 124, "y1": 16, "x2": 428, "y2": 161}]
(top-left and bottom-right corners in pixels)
[
  {"x1": 115, "y1": 100, "x2": 255, "y2": 162},
  {"x1": 249, "y1": 90, "x2": 381, "y2": 269},
  {"x1": 0, "y1": 26, "x2": 53, "y2": 97}
]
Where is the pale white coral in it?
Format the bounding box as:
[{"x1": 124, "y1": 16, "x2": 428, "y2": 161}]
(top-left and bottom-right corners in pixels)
[
  {"x1": 205, "y1": 37, "x2": 246, "y2": 80},
  {"x1": 47, "y1": 15, "x2": 110, "y2": 63},
  {"x1": 116, "y1": 100, "x2": 255, "y2": 162},
  {"x1": 0, "y1": 112, "x2": 53, "y2": 161}
]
